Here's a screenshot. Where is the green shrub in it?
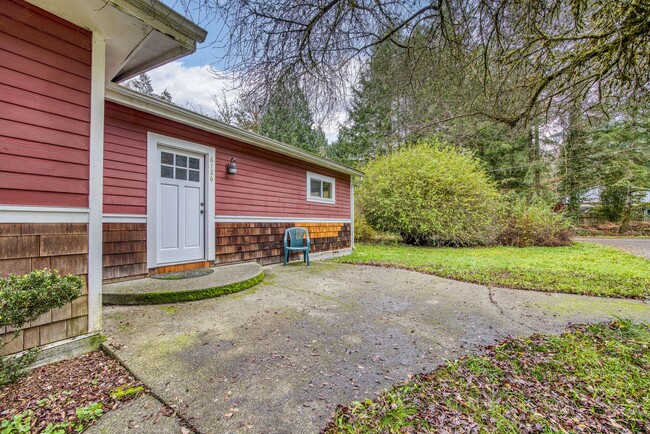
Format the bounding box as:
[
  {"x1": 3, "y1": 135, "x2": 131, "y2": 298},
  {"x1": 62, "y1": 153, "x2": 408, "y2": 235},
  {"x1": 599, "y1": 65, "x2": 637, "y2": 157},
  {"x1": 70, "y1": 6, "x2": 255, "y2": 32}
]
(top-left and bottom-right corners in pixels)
[
  {"x1": 357, "y1": 141, "x2": 503, "y2": 246},
  {"x1": 498, "y1": 198, "x2": 572, "y2": 247},
  {"x1": 354, "y1": 211, "x2": 377, "y2": 243},
  {"x1": 0, "y1": 270, "x2": 83, "y2": 387}
]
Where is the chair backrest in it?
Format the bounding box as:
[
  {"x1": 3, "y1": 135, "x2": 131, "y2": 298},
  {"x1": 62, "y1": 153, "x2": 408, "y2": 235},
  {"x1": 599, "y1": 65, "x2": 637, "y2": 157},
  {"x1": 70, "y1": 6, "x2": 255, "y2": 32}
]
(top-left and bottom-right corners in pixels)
[{"x1": 284, "y1": 227, "x2": 309, "y2": 248}]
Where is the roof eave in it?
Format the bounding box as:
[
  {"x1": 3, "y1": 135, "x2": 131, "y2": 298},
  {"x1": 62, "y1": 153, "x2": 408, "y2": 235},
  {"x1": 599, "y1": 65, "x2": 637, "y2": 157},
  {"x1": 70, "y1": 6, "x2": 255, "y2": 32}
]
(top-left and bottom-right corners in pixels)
[
  {"x1": 114, "y1": 0, "x2": 207, "y2": 44},
  {"x1": 105, "y1": 83, "x2": 364, "y2": 177}
]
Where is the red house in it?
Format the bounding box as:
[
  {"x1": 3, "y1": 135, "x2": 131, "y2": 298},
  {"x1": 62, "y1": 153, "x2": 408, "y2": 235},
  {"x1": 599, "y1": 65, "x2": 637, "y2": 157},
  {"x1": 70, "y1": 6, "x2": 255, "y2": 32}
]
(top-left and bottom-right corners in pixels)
[{"x1": 0, "y1": 0, "x2": 361, "y2": 357}]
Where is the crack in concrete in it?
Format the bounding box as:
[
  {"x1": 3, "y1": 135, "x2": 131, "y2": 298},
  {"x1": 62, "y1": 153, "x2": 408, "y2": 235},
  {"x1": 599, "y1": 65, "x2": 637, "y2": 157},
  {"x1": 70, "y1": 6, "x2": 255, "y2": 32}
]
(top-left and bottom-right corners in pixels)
[{"x1": 487, "y1": 286, "x2": 505, "y2": 316}]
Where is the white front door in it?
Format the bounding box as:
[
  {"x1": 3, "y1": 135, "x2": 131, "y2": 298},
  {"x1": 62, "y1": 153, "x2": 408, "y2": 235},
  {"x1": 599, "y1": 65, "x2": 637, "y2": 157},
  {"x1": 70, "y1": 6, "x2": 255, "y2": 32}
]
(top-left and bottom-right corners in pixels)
[{"x1": 157, "y1": 146, "x2": 205, "y2": 264}]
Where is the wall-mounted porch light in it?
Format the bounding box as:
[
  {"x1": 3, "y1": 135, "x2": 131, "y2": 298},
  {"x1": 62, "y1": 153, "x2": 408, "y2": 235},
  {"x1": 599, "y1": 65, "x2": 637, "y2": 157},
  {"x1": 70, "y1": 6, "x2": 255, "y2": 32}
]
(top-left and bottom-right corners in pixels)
[{"x1": 226, "y1": 157, "x2": 237, "y2": 175}]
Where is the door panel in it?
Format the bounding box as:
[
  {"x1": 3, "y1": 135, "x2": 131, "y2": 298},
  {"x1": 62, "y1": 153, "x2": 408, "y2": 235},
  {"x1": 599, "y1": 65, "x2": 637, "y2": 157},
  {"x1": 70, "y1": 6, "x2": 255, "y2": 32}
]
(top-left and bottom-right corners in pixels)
[
  {"x1": 184, "y1": 186, "x2": 201, "y2": 248},
  {"x1": 160, "y1": 184, "x2": 179, "y2": 250},
  {"x1": 157, "y1": 146, "x2": 205, "y2": 264}
]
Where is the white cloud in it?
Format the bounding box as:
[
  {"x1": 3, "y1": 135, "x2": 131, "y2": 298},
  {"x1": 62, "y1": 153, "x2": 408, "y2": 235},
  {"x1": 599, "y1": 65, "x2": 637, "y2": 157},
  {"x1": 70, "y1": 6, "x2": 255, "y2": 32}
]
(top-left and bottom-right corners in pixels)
[
  {"x1": 145, "y1": 61, "x2": 239, "y2": 116},
  {"x1": 135, "y1": 61, "x2": 348, "y2": 142},
  {"x1": 322, "y1": 110, "x2": 347, "y2": 143}
]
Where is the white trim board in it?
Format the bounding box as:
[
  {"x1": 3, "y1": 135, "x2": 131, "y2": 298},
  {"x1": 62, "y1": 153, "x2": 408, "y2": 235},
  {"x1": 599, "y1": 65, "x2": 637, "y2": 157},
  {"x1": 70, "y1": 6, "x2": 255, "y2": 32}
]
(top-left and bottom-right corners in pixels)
[
  {"x1": 104, "y1": 215, "x2": 351, "y2": 224},
  {"x1": 87, "y1": 32, "x2": 106, "y2": 335},
  {"x1": 350, "y1": 183, "x2": 355, "y2": 250},
  {"x1": 215, "y1": 216, "x2": 351, "y2": 223},
  {"x1": 0, "y1": 206, "x2": 89, "y2": 223},
  {"x1": 102, "y1": 214, "x2": 147, "y2": 223},
  {"x1": 147, "y1": 132, "x2": 216, "y2": 269}
]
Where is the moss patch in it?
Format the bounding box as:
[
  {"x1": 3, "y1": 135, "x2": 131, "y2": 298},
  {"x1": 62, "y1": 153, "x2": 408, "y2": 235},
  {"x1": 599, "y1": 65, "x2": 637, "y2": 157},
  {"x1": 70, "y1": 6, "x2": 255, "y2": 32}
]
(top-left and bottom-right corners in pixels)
[
  {"x1": 103, "y1": 272, "x2": 265, "y2": 305},
  {"x1": 110, "y1": 385, "x2": 144, "y2": 401}
]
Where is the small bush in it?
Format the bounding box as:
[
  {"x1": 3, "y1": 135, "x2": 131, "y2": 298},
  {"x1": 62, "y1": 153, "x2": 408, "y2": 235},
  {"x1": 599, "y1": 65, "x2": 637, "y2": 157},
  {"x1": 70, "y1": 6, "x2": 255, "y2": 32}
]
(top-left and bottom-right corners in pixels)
[
  {"x1": 1, "y1": 269, "x2": 83, "y2": 387},
  {"x1": 357, "y1": 141, "x2": 503, "y2": 246},
  {"x1": 498, "y1": 198, "x2": 572, "y2": 247},
  {"x1": 354, "y1": 211, "x2": 377, "y2": 243}
]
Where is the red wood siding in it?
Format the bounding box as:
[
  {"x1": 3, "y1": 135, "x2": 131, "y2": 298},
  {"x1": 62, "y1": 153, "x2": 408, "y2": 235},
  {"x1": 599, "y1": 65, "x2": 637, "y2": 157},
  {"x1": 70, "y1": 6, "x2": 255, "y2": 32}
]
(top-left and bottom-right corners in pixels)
[
  {"x1": 104, "y1": 102, "x2": 352, "y2": 219},
  {"x1": 0, "y1": 0, "x2": 91, "y2": 208}
]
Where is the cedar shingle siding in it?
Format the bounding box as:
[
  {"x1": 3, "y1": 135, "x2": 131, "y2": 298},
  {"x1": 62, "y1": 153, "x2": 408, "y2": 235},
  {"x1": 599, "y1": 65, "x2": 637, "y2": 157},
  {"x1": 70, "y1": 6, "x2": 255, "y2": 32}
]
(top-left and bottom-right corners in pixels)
[{"x1": 0, "y1": 223, "x2": 89, "y2": 355}]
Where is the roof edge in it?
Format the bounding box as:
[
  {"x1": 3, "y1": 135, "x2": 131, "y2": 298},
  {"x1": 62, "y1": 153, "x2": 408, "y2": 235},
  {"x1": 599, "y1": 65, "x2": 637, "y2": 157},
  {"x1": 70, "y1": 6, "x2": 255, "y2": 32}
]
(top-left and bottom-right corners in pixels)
[
  {"x1": 114, "y1": 0, "x2": 208, "y2": 44},
  {"x1": 105, "y1": 83, "x2": 364, "y2": 177}
]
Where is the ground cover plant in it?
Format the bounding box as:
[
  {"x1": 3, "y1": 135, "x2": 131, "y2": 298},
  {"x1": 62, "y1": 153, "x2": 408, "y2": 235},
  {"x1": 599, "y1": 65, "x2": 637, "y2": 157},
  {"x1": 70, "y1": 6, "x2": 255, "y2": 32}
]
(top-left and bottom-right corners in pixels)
[
  {"x1": 323, "y1": 320, "x2": 650, "y2": 433},
  {"x1": 0, "y1": 351, "x2": 144, "y2": 433},
  {"x1": 336, "y1": 243, "x2": 650, "y2": 298}
]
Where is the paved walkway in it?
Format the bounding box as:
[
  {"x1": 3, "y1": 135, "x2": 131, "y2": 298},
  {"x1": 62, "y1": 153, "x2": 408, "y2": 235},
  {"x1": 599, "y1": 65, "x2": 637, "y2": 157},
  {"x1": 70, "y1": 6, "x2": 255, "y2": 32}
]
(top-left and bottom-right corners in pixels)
[
  {"x1": 102, "y1": 263, "x2": 650, "y2": 433},
  {"x1": 575, "y1": 237, "x2": 650, "y2": 260}
]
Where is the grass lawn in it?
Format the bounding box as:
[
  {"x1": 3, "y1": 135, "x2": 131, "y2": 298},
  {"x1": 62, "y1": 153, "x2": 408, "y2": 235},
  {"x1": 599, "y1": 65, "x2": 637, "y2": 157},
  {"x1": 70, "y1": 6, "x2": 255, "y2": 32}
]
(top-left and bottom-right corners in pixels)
[
  {"x1": 324, "y1": 321, "x2": 650, "y2": 433},
  {"x1": 334, "y1": 242, "x2": 650, "y2": 298}
]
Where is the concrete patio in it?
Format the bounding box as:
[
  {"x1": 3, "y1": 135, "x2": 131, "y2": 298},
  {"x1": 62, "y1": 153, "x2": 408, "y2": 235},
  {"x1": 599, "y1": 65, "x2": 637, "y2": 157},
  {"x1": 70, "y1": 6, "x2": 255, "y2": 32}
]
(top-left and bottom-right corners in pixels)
[{"x1": 101, "y1": 262, "x2": 650, "y2": 433}]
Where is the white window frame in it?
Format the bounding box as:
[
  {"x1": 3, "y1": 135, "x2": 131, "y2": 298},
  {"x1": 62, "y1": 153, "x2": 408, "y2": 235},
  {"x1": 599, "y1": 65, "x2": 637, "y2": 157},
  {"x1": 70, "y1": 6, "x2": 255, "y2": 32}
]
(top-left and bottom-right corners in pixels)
[
  {"x1": 307, "y1": 172, "x2": 336, "y2": 204},
  {"x1": 306, "y1": 171, "x2": 336, "y2": 204}
]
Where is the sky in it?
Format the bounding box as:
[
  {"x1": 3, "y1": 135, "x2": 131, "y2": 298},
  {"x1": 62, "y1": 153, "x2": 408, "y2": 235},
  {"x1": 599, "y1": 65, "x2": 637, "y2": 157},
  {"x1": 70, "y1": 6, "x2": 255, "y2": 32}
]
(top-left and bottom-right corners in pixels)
[{"x1": 135, "y1": 1, "x2": 343, "y2": 141}]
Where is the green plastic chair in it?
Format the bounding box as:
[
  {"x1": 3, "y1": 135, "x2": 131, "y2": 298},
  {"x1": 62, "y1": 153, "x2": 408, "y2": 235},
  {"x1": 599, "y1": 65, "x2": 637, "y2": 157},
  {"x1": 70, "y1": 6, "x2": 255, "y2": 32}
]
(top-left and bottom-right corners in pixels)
[{"x1": 283, "y1": 227, "x2": 310, "y2": 266}]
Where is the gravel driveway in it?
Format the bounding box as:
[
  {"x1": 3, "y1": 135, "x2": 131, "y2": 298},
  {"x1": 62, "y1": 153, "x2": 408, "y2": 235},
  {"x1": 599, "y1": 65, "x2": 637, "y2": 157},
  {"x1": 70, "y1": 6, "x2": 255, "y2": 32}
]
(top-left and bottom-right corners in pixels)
[
  {"x1": 575, "y1": 237, "x2": 650, "y2": 260},
  {"x1": 102, "y1": 262, "x2": 650, "y2": 433}
]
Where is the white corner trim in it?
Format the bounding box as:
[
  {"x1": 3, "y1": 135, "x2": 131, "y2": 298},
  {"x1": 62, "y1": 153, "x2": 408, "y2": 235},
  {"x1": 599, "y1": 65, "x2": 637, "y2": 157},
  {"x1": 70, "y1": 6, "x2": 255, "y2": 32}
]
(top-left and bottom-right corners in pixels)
[
  {"x1": 147, "y1": 132, "x2": 216, "y2": 269},
  {"x1": 306, "y1": 171, "x2": 336, "y2": 204},
  {"x1": 215, "y1": 216, "x2": 351, "y2": 223},
  {"x1": 350, "y1": 183, "x2": 355, "y2": 250},
  {"x1": 0, "y1": 206, "x2": 89, "y2": 223},
  {"x1": 87, "y1": 32, "x2": 105, "y2": 335},
  {"x1": 102, "y1": 214, "x2": 147, "y2": 223}
]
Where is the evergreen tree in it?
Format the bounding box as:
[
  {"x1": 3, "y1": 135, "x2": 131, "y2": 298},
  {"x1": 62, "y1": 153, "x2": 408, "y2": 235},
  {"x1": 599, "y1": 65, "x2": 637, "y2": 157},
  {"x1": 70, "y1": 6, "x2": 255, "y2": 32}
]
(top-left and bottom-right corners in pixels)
[
  {"x1": 330, "y1": 40, "x2": 540, "y2": 193},
  {"x1": 160, "y1": 89, "x2": 173, "y2": 102},
  {"x1": 589, "y1": 114, "x2": 650, "y2": 231},
  {"x1": 127, "y1": 73, "x2": 174, "y2": 103},
  {"x1": 258, "y1": 79, "x2": 327, "y2": 155},
  {"x1": 128, "y1": 73, "x2": 154, "y2": 95},
  {"x1": 329, "y1": 47, "x2": 395, "y2": 164}
]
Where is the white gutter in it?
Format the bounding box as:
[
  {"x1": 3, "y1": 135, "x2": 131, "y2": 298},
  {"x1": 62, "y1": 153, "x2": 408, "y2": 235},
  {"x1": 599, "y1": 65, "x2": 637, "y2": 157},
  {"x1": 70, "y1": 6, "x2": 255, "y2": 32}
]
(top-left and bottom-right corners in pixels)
[
  {"x1": 105, "y1": 83, "x2": 364, "y2": 178},
  {"x1": 113, "y1": 0, "x2": 207, "y2": 45}
]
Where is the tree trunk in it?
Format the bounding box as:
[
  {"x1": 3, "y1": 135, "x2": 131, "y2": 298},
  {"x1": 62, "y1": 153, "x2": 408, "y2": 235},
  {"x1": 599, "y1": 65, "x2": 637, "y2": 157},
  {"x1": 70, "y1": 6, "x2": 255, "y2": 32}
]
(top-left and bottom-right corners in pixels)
[{"x1": 619, "y1": 185, "x2": 632, "y2": 234}]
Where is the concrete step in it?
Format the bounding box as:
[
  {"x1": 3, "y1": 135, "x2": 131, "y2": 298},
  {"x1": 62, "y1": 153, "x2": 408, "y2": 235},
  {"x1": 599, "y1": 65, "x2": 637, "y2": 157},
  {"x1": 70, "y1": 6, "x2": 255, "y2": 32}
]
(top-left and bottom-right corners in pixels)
[{"x1": 102, "y1": 262, "x2": 264, "y2": 305}]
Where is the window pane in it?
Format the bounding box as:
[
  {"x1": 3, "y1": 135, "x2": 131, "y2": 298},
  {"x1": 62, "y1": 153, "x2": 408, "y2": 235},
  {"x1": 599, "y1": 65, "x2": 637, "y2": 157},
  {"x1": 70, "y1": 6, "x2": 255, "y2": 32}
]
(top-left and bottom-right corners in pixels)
[
  {"x1": 175, "y1": 155, "x2": 187, "y2": 167},
  {"x1": 161, "y1": 152, "x2": 174, "y2": 165},
  {"x1": 161, "y1": 165, "x2": 173, "y2": 179},
  {"x1": 189, "y1": 157, "x2": 200, "y2": 169},
  {"x1": 175, "y1": 168, "x2": 187, "y2": 180},
  {"x1": 322, "y1": 181, "x2": 333, "y2": 199},
  {"x1": 310, "y1": 179, "x2": 321, "y2": 197},
  {"x1": 189, "y1": 170, "x2": 200, "y2": 182}
]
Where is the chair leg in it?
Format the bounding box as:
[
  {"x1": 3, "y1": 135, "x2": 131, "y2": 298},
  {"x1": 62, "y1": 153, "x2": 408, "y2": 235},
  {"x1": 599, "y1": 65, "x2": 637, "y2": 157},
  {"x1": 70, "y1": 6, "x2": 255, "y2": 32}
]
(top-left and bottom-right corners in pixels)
[
  {"x1": 306, "y1": 251, "x2": 310, "y2": 266},
  {"x1": 284, "y1": 251, "x2": 288, "y2": 265}
]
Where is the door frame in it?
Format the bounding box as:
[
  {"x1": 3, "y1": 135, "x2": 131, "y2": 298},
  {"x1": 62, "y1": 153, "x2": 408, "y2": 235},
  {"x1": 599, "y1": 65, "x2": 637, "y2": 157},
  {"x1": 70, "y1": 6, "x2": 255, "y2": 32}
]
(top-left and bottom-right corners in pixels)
[{"x1": 146, "y1": 132, "x2": 216, "y2": 268}]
